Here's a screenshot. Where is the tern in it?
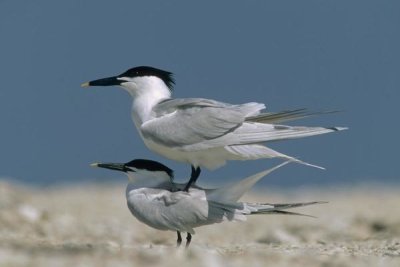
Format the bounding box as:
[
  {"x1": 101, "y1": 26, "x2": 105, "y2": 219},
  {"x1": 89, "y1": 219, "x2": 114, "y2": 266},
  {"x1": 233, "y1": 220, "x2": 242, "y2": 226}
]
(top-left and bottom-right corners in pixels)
[
  {"x1": 91, "y1": 159, "x2": 325, "y2": 247},
  {"x1": 83, "y1": 66, "x2": 347, "y2": 191}
]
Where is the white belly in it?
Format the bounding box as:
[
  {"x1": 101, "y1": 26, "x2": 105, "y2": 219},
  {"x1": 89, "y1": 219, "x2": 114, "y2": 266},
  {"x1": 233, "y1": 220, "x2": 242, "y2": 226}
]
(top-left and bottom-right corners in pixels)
[{"x1": 143, "y1": 138, "x2": 229, "y2": 170}]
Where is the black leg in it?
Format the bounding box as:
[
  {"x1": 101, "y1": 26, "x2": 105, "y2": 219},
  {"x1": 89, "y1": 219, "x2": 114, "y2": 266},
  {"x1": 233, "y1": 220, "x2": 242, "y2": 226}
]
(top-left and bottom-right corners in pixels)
[
  {"x1": 185, "y1": 233, "x2": 192, "y2": 248},
  {"x1": 176, "y1": 231, "x2": 182, "y2": 247},
  {"x1": 183, "y1": 166, "x2": 201, "y2": 192}
]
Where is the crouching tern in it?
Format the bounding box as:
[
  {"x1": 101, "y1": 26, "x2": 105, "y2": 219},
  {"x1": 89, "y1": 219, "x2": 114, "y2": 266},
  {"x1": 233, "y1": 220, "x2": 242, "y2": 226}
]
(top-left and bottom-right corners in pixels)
[
  {"x1": 83, "y1": 66, "x2": 347, "y2": 191},
  {"x1": 91, "y1": 159, "x2": 325, "y2": 247}
]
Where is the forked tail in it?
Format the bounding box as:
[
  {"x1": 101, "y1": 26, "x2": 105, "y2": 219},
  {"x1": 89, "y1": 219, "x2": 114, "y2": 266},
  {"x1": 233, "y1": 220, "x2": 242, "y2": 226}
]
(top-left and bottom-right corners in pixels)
[{"x1": 246, "y1": 201, "x2": 327, "y2": 217}]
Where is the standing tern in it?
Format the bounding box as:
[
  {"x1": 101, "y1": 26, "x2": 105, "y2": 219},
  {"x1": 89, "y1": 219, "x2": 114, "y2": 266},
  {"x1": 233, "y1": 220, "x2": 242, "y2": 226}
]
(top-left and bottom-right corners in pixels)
[
  {"x1": 91, "y1": 159, "x2": 325, "y2": 247},
  {"x1": 82, "y1": 66, "x2": 347, "y2": 191}
]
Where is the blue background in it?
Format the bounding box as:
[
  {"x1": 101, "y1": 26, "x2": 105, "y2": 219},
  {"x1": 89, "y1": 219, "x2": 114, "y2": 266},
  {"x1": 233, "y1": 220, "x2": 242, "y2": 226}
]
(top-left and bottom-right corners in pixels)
[{"x1": 0, "y1": 1, "x2": 398, "y2": 187}]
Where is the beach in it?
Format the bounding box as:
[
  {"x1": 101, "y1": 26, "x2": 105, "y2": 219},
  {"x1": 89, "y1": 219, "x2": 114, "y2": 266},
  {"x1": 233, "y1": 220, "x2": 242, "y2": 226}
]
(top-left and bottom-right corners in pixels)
[{"x1": 1, "y1": 181, "x2": 399, "y2": 267}]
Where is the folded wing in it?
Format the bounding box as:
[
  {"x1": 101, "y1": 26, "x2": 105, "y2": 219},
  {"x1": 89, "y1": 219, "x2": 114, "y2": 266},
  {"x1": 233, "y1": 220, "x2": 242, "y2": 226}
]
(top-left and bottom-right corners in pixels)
[{"x1": 141, "y1": 98, "x2": 265, "y2": 147}]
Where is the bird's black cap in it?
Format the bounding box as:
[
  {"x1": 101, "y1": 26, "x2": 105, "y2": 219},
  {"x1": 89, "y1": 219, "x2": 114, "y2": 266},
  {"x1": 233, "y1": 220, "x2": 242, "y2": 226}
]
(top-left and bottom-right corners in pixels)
[
  {"x1": 83, "y1": 66, "x2": 175, "y2": 91},
  {"x1": 93, "y1": 159, "x2": 174, "y2": 179},
  {"x1": 119, "y1": 66, "x2": 175, "y2": 90},
  {"x1": 125, "y1": 159, "x2": 174, "y2": 178}
]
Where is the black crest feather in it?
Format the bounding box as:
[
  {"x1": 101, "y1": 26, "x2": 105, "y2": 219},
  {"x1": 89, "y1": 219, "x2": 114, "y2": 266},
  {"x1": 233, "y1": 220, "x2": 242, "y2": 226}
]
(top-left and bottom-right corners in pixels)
[
  {"x1": 119, "y1": 66, "x2": 175, "y2": 91},
  {"x1": 125, "y1": 159, "x2": 174, "y2": 178}
]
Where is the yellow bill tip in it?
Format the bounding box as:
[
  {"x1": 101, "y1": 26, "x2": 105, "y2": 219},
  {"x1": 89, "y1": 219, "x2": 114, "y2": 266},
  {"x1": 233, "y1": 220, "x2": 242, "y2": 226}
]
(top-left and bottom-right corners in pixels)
[{"x1": 81, "y1": 82, "x2": 90, "y2": 88}]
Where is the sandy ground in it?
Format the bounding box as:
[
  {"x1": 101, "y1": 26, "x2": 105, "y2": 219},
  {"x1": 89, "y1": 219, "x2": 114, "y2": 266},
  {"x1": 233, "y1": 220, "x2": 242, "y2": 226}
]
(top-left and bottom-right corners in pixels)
[{"x1": 0, "y1": 181, "x2": 399, "y2": 267}]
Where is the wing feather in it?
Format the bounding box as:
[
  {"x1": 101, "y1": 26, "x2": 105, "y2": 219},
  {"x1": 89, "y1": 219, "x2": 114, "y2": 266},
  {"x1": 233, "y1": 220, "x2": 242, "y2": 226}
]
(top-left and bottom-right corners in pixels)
[
  {"x1": 246, "y1": 109, "x2": 342, "y2": 124},
  {"x1": 141, "y1": 98, "x2": 265, "y2": 147}
]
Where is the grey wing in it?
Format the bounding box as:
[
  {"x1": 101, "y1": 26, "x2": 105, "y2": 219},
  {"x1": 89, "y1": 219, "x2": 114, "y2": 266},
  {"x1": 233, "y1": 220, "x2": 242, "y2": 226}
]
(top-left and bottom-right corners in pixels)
[
  {"x1": 246, "y1": 109, "x2": 341, "y2": 124},
  {"x1": 141, "y1": 98, "x2": 265, "y2": 147},
  {"x1": 153, "y1": 98, "x2": 231, "y2": 113},
  {"x1": 154, "y1": 190, "x2": 213, "y2": 233},
  {"x1": 164, "y1": 195, "x2": 247, "y2": 229},
  {"x1": 127, "y1": 189, "x2": 209, "y2": 234}
]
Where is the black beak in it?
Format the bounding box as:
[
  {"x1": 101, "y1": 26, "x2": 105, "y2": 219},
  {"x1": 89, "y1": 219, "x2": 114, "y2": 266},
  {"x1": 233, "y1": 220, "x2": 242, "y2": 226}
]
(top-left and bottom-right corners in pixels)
[
  {"x1": 91, "y1": 162, "x2": 128, "y2": 172},
  {"x1": 81, "y1": 76, "x2": 122, "y2": 87}
]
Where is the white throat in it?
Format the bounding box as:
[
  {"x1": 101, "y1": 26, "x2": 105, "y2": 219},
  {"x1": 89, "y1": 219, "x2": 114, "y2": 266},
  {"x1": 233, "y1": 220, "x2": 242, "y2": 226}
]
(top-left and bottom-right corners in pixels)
[
  {"x1": 119, "y1": 76, "x2": 172, "y2": 126},
  {"x1": 125, "y1": 170, "x2": 172, "y2": 197},
  {"x1": 126, "y1": 170, "x2": 172, "y2": 188}
]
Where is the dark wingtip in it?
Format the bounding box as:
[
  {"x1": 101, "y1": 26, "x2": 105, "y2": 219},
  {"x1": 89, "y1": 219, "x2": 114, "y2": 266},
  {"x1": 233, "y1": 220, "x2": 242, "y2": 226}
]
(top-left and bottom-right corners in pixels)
[{"x1": 327, "y1": 127, "x2": 349, "y2": 131}]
